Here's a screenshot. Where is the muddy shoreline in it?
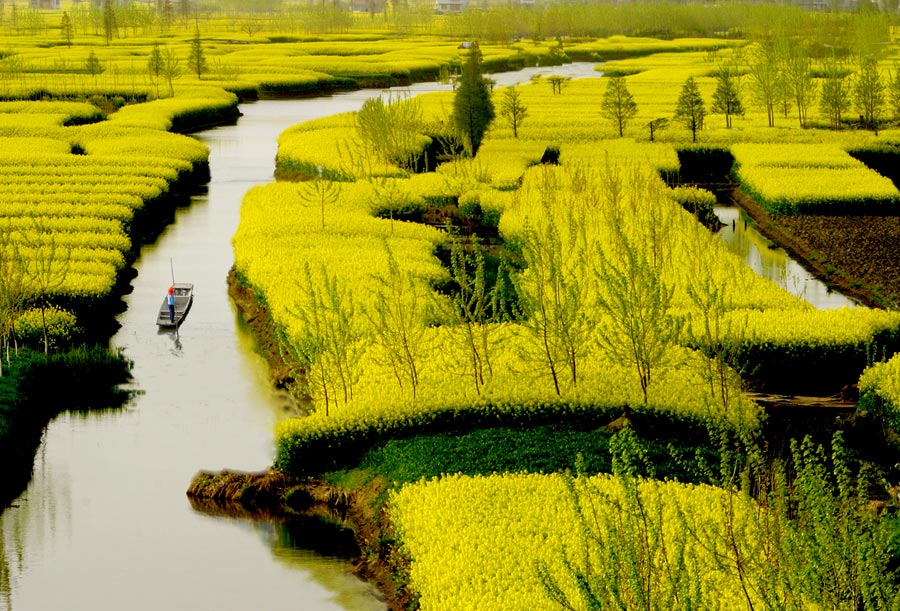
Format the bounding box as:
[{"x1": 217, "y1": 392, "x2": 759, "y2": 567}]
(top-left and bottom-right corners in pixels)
[{"x1": 187, "y1": 469, "x2": 410, "y2": 611}]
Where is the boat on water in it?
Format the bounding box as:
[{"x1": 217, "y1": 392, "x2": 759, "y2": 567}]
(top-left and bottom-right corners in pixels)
[{"x1": 157, "y1": 282, "x2": 194, "y2": 328}]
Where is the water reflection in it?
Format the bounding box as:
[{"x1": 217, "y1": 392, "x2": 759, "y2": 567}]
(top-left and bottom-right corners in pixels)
[{"x1": 714, "y1": 206, "x2": 859, "y2": 309}]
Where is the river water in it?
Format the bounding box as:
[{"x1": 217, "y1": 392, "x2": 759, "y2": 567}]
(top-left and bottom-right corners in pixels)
[{"x1": 0, "y1": 60, "x2": 857, "y2": 611}]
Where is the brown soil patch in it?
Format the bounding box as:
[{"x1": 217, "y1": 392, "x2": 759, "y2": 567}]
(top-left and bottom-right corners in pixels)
[
  {"x1": 728, "y1": 189, "x2": 900, "y2": 309},
  {"x1": 777, "y1": 215, "x2": 900, "y2": 309}
]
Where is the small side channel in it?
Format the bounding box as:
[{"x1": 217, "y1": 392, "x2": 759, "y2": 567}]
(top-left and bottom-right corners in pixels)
[{"x1": 714, "y1": 205, "x2": 860, "y2": 310}]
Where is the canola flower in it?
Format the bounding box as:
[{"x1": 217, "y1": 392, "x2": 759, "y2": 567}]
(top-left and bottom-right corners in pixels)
[{"x1": 388, "y1": 473, "x2": 768, "y2": 611}]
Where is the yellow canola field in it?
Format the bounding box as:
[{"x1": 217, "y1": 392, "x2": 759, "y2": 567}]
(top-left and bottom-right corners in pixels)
[
  {"x1": 389, "y1": 473, "x2": 767, "y2": 611},
  {"x1": 0, "y1": 101, "x2": 210, "y2": 301},
  {"x1": 860, "y1": 353, "x2": 900, "y2": 413}
]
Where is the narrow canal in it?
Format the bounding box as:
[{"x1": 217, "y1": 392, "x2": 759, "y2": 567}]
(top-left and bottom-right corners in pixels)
[
  {"x1": 714, "y1": 205, "x2": 859, "y2": 309},
  {"x1": 0, "y1": 63, "x2": 604, "y2": 611}
]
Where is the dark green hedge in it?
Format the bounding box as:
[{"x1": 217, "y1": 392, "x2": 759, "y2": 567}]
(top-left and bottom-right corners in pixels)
[
  {"x1": 276, "y1": 401, "x2": 715, "y2": 476},
  {"x1": 729, "y1": 327, "x2": 900, "y2": 396}
]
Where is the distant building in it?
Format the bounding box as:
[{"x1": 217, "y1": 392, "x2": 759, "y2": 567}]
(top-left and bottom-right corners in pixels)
[
  {"x1": 29, "y1": 0, "x2": 61, "y2": 9},
  {"x1": 435, "y1": 0, "x2": 468, "y2": 13},
  {"x1": 351, "y1": 0, "x2": 384, "y2": 13}
]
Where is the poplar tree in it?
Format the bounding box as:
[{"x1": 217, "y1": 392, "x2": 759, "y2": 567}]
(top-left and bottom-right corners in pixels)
[
  {"x1": 783, "y1": 48, "x2": 817, "y2": 128},
  {"x1": 60, "y1": 11, "x2": 73, "y2": 47},
  {"x1": 748, "y1": 46, "x2": 780, "y2": 127},
  {"x1": 513, "y1": 169, "x2": 594, "y2": 396},
  {"x1": 187, "y1": 26, "x2": 208, "y2": 80},
  {"x1": 24, "y1": 218, "x2": 70, "y2": 355},
  {"x1": 0, "y1": 231, "x2": 27, "y2": 375},
  {"x1": 674, "y1": 76, "x2": 705, "y2": 142},
  {"x1": 286, "y1": 264, "x2": 360, "y2": 416},
  {"x1": 368, "y1": 243, "x2": 431, "y2": 400},
  {"x1": 451, "y1": 43, "x2": 494, "y2": 157},
  {"x1": 102, "y1": 0, "x2": 116, "y2": 45},
  {"x1": 601, "y1": 76, "x2": 638, "y2": 137},
  {"x1": 85, "y1": 49, "x2": 104, "y2": 80},
  {"x1": 147, "y1": 43, "x2": 164, "y2": 98},
  {"x1": 889, "y1": 64, "x2": 900, "y2": 121},
  {"x1": 711, "y1": 65, "x2": 744, "y2": 129},
  {"x1": 594, "y1": 166, "x2": 681, "y2": 405},
  {"x1": 819, "y1": 58, "x2": 851, "y2": 130},
  {"x1": 161, "y1": 47, "x2": 181, "y2": 97},
  {"x1": 854, "y1": 55, "x2": 885, "y2": 133}
]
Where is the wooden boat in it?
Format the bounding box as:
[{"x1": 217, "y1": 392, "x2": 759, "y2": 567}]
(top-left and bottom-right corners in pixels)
[{"x1": 157, "y1": 282, "x2": 194, "y2": 328}]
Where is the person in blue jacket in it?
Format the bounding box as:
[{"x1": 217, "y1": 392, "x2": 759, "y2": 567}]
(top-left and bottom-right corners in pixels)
[{"x1": 167, "y1": 286, "x2": 176, "y2": 323}]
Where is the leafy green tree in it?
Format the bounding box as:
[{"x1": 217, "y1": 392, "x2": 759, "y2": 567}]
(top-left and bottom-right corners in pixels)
[
  {"x1": 854, "y1": 54, "x2": 885, "y2": 133},
  {"x1": 451, "y1": 43, "x2": 494, "y2": 157},
  {"x1": 711, "y1": 64, "x2": 744, "y2": 129},
  {"x1": 601, "y1": 76, "x2": 638, "y2": 137},
  {"x1": 499, "y1": 86, "x2": 528, "y2": 138},
  {"x1": 60, "y1": 11, "x2": 73, "y2": 47},
  {"x1": 147, "y1": 43, "x2": 164, "y2": 98},
  {"x1": 674, "y1": 76, "x2": 705, "y2": 142},
  {"x1": 355, "y1": 93, "x2": 424, "y2": 171},
  {"x1": 819, "y1": 57, "x2": 851, "y2": 129},
  {"x1": 187, "y1": 26, "x2": 208, "y2": 80}
]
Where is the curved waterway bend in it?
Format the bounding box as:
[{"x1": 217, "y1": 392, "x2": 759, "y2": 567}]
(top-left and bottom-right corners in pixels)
[{"x1": 0, "y1": 63, "x2": 604, "y2": 611}]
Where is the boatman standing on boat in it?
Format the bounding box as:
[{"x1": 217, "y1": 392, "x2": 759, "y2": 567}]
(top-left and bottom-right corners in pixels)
[{"x1": 167, "y1": 286, "x2": 175, "y2": 323}]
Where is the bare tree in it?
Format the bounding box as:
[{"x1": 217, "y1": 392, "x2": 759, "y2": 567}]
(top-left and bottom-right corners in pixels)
[
  {"x1": 0, "y1": 230, "x2": 28, "y2": 374},
  {"x1": 23, "y1": 219, "x2": 70, "y2": 354},
  {"x1": 499, "y1": 86, "x2": 528, "y2": 138},
  {"x1": 285, "y1": 263, "x2": 361, "y2": 416},
  {"x1": 367, "y1": 243, "x2": 431, "y2": 400}
]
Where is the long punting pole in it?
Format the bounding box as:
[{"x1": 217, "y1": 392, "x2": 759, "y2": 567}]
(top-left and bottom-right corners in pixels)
[{"x1": 170, "y1": 258, "x2": 179, "y2": 339}]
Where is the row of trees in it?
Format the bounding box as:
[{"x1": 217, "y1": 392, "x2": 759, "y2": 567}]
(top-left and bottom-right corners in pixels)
[
  {"x1": 2, "y1": 0, "x2": 895, "y2": 44},
  {"x1": 601, "y1": 50, "x2": 900, "y2": 141}
]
